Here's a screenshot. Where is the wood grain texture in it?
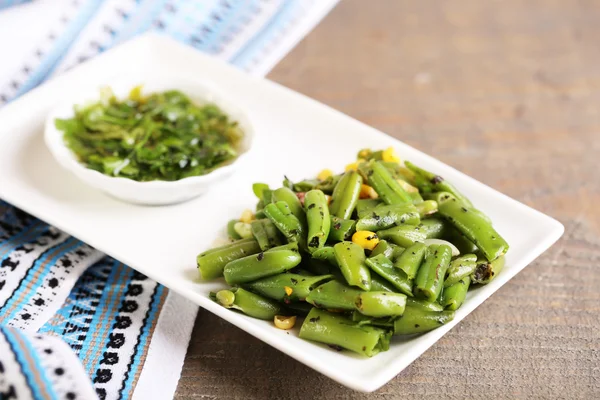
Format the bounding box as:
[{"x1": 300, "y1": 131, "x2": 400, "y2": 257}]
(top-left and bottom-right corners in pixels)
[{"x1": 175, "y1": 0, "x2": 600, "y2": 398}]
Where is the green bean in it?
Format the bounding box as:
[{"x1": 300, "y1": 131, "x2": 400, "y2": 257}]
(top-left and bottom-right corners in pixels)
[
  {"x1": 415, "y1": 200, "x2": 438, "y2": 218},
  {"x1": 304, "y1": 190, "x2": 331, "y2": 252},
  {"x1": 223, "y1": 247, "x2": 302, "y2": 285},
  {"x1": 314, "y1": 174, "x2": 341, "y2": 194},
  {"x1": 370, "y1": 240, "x2": 396, "y2": 259},
  {"x1": 330, "y1": 171, "x2": 363, "y2": 219},
  {"x1": 436, "y1": 193, "x2": 508, "y2": 261},
  {"x1": 377, "y1": 218, "x2": 448, "y2": 247},
  {"x1": 365, "y1": 254, "x2": 413, "y2": 296},
  {"x1": 351, "y1": 311, "x2": 396, "y2": 328},
  {"x1": 444, "y1": 254, "x2": 477, "y2": 287},
  {"x1": 272, "y1": 187, "x2": 306, "y2": 226},
  {"x1": 263, "y1": 201, "x2": 307, "y2": 251},
  {"x1": 404, "y1": 161, "x2": 473, "y2": 207},
  {"x1": 405, "y1": 297, "x2": 444, "y2": 312},
  {"x1": 197, "y1": 238, "x2": 261, "y2": 280},
  {"x1": 227, "y1": 219, "x2": 242, "y2": 240},
  {"x1": 333, "y1": 241, "x2": 371, "y2": 290},
  {"x1": 471, "y1": 255, "x2": 505, "y2": 284},
  {"x1": 393, "y1": 306, "x2": 455, "y2": 335},
  {"x1": 293, "y1": 179, "x2": 319, "y2": 192},
  {"x1": 360, "y1": 161, "x2": 412, "y2": 205},
  {"x1": 356, "y1": 198, "x2": 382, "y2": 215},
  {"x1": 355, "y1": 291, "x2": 407, "y2": 317},
  {"x1": 370, "y1": 273, "x2": 400, "y2": 292},
  {"x1": 305, "y1": 280, "x2": 362, "y2": 311},
  {"x1": 299, "y1": 308, "x2": 391, "y2": 357},
  {"x1": 446, "y1": 228, "x2": 479, "y2": 254},
  {"x1": 250, "y1": 219, "x2": 283, "y2": 251},
  {"x1": 328, "y1": 216, "x2": 356, "y2": 242},
  {"x1": 211, "y1": 288, "x2": 281, "y2": 320},
  {"x1": 252, "y1": 183, "x2": 270, "y2": 200},
  {"x1": 393, "y1": 242, "x2": 428, "y2": 279},
  {"x1": 356, "y1": 203, "x2": 420, "y2": 231},
  {"x1": 244, "y1": 273, "x2": 333, "y2": 302},
  {"x1": 414, "y1": 244, "x2": 453, "y2": 302},
  {"x1": 311, "y1": 246, "x2": 337, "y2": 267},
  {"x1": 441, "y1": 277, "x2": 471, "y2": 310}
]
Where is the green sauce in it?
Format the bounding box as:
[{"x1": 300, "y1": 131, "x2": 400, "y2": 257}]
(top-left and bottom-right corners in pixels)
[{"x1": 55, "y1": 86, "x2": 243, "y2": 182}]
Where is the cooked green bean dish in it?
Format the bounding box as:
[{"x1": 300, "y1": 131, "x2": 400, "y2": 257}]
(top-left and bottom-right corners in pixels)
[{"x1": 198, "y1": 147, "x2": 509, "y2": 357}]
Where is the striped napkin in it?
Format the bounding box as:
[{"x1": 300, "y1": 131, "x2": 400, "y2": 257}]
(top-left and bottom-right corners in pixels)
[{"x1": 0, "y1": 1, "x2": 338, "y2": 399}]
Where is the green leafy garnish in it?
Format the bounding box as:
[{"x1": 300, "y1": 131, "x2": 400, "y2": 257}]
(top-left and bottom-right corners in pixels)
[{"x1": 55, "y1": 86, "x2": 243, "y2": 182}]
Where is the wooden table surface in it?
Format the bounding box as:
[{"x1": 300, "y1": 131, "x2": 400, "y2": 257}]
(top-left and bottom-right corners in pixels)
[{"x1": 175, "y1": 0, "x2": 599, "y2": 398}]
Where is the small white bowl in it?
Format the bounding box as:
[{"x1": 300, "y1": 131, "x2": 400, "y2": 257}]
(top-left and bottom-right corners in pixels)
[{"x1": 44, "y1": 74, "x2": 254, "y2": 205}]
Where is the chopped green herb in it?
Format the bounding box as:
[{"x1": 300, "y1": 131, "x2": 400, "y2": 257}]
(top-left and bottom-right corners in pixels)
[{"x1": 56, "y1": 86, "x2": 243, "y2": 182}]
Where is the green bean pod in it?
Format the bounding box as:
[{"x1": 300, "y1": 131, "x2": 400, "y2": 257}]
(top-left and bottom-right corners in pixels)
[
  {"x1": 471, "y1": 255, "x2": 505, "y2": 284},
  {"x1": 250, "y1": 219, "x2": 283, "y2": 251},
  {"x1": 272, "y1": 187, "x2": 306, "y2": 226},
  {"x1": 328, "y1": 216, "x2": 356, "y2": 242},
  {"x1": 299, "y1": 308, "x2": 391, "y2": 357},
  {"x1": 223, "y1": 247, "x2": 302, "y2": 285},
  {"x1": 293, "y1": 179, "x2": 319, "y2": 192},
  {"x1": 415, "y1": 200, "x2": 438, "y2": 218},
  {"x1": 393, "y1": 306, "x2": 455, "y2": 335},
  {"x1": 211, "y1": 288, "x2": 281, "y2": 320},
  {"x1": 333, "y1": 241, "x2": 371, "y2": 291},
  {"x1": 356, "y1": 198, "x2": 382, "y2": 215},
  {"x1": 329, "y1": 171, "x2": 363, "y2": 219},
  {"x1": 360, "y1": 161, "x2": 412, "y2": 205},
  {"x1": 263, "y1": 201, "x2": 307, "y2": 251},
  {"x1": 227, "y1": 219, "x2": 242, "y2": 240},
  {"x1": 437, "y1": 193, "x2": 508, "y2": 261},
  {"x1": 414, "y1": 244, "x2": 453, "y2": 302},
  {"x1": 311, "y1": 246, "x2": 337, "y2": 266},
  {"x1": 305, "y1": 280, "x2": 362, "y2": 311},
  {"x1": 405, "y1": 297, "x2": 444, "y2": 312},
  {"x1": 393, "y1": 242, "x2": 428, "y2": 279},
  {"x1": 355, "y1": 291, "x2": 407, "y2": 317},
  {"x1": 365, "y1": 254, "x2": 413, "y2": 296},
  {"x1": 370, "y1": 273, "x2": 400, "y2": 292},
  {"x1": 197, "y1": 238, "x2": 262, "y2": 280},
  {"x1": 356, "y1": 203, "x2": 420, "y2": 231},
  {"x1": 304, "y1": 189, "x2": 331, "y2": 252},
  {"x1": 404, "y1": 161, "x2": 473, "y2": 207},
  {"x1": 244, "y1": 273, "x2": 333, "y2": 302},
  {"x1": 445, "y1": 228, "x2": 479, "y2": 254},
  {"x1": 351, "y1": 311, "x2": 396, "y2": 328},
  {"x1": 440, "y1": 277, "x2": 471, "y2": 310},
  {"x1": 314, "y1": 174, "x2": 341, "y2": 194},
  {"x1": 444, "y1": 254, "x2": 477, "y2": 287},
  {"x1": 377, "y1": 218, "x2": 448, "y2": 247},
  {"x1": 370, "y1": 240, "x2": 396, "y2": 259}
]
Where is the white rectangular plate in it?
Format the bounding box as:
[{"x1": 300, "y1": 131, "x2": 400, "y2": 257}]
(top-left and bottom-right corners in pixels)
[{"x1": 0, "y1": 34, "x2": 564, "y2": 392}]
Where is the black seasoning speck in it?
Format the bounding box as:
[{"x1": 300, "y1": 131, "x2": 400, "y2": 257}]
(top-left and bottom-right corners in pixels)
[
  {"x1": 415, "y1": 324, "x2": 420, "y2": 328},
  {"x1": 290, "y1": 278, "x2": 298, "y2": 285},
  {"x1": 431, "y1": 176, "x2": 444, "y2": 184},
  {"x1": 461, "y1": 207, "x2": 468, "y2": 212},
  {"x1": 309, "y1": 316, "x2": 320, "y2": 323},
  {"x1": 308, "y1": 203, "x2": 316, "y2": 209},
  {"x1": 257, "y1": 252, "x2": 264, "y2": 261}
]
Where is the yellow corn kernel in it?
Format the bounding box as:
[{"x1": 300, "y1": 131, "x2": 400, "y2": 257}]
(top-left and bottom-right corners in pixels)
[
  {"x1": 345, "y1": 159, "x2": 365, "y2": 172},
  {"x1": 274, "y1": 315, "x2": 296, "y2": 330},
  {"x1": 382, "y1": 147, "x2": 400, "y2": 163},
  {"x1": 317, "y1": 169, "x2": 333, "y2": 181},
  {"x1": 240, "y1": 209, "x2": 255, "y2": 224},
  {"x1": 352, "y1": 230, "x2": 380, "y2": 251},
  {"x1": 396, "y1": 179, "x2": 419, "y2": 193},
  {"x1": 359, "y1": 184, "x2": 379, "y2": 199},
  {"x1": 284, "y1": 286, "x2": 293, "y2": 296}
]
